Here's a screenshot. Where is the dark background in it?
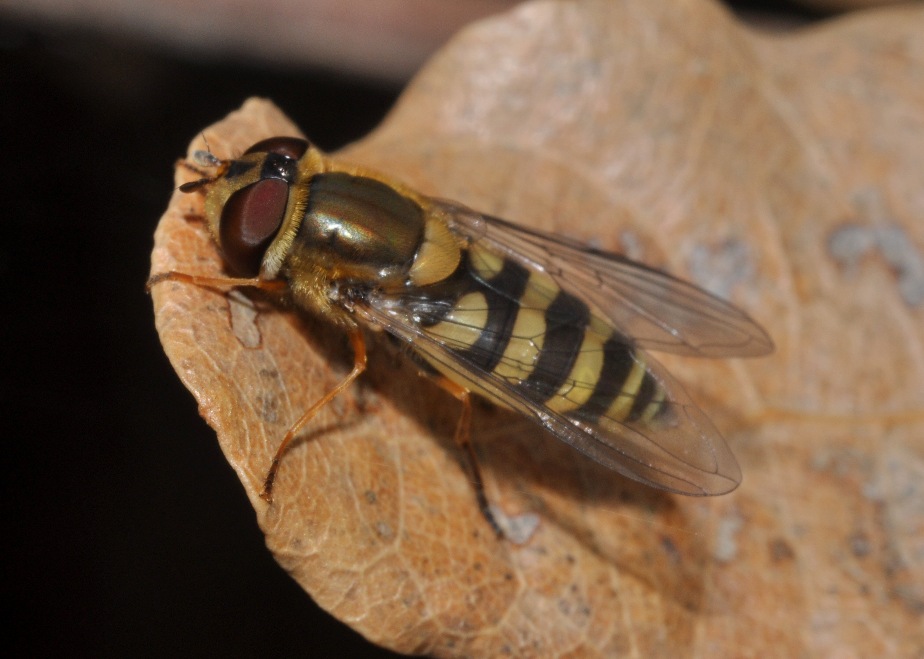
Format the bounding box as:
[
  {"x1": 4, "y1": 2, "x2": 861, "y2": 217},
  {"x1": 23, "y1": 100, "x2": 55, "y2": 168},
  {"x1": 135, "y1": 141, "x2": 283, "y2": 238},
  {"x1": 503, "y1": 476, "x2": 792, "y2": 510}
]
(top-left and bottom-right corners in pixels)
[{"x1": 1, "y1": 2, "x2": 826, "y2": 657}]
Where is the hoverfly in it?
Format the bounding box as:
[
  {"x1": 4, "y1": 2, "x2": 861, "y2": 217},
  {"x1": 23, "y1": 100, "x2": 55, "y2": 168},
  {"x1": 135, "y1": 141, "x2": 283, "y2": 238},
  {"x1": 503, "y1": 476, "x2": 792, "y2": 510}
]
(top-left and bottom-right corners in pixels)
[{"x1": 150, "y1": 135, "x2": 772, "y2": 531}]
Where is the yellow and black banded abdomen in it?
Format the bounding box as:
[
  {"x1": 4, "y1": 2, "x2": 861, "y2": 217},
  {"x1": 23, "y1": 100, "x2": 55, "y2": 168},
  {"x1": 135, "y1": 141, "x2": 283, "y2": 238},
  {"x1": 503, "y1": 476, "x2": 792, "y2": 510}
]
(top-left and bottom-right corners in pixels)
[{"x1": 407, "y1": 245, "x2": 669, "y2": 429}]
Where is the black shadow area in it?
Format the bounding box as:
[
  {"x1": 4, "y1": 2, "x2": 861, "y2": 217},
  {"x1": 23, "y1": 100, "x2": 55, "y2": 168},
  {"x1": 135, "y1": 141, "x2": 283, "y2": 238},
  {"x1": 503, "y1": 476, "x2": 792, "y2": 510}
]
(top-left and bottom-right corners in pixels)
[{"x1": 0, "y1": 20, "x2": 405, "y2": 659}]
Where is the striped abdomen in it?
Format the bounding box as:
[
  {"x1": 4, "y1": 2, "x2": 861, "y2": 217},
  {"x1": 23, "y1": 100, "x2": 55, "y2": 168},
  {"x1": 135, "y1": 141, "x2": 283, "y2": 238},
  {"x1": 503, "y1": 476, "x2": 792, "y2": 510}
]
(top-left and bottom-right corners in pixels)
[{"x1": 406, "y1": 244, "x2": 668, "y2": 429}]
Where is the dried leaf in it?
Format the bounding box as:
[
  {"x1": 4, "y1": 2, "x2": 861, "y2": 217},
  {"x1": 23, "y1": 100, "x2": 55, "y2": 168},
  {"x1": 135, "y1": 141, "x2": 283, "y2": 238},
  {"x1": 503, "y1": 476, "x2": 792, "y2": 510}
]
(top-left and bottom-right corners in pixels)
[{"x1": 151, "y1": 1, "x2": 924, "y2": 655}]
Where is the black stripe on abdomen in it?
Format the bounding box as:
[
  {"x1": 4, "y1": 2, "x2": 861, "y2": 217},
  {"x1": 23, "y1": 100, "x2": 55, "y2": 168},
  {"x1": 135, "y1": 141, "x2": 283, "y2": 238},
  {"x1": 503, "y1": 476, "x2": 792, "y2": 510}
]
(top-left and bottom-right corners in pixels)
[
  {"x1": 520, "y1": 290, "x2": 590, "y2": 403},
  {"x1": 457, "y1": 258, "x2": 529, "y2": 371},
  {"x1": 572, "y1": 334, "x2": 662, "y2": 425},
  {"x1": 626, "y1": 369, "x2": 660, "y2": 422},
  {"x1": 573, "y1": 335, "x2": 636, "y2": 423}
]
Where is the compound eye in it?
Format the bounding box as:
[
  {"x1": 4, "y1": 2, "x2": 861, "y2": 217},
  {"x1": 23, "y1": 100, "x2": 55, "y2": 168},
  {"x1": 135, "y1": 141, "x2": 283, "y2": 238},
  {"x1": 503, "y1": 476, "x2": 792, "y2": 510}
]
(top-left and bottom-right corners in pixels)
[
  {"x1": 219, "y1": 178, "x2": 288, "y2": 276},
  {"x1": 244, "y1": 136, "x2": 309, "y2": 160}
]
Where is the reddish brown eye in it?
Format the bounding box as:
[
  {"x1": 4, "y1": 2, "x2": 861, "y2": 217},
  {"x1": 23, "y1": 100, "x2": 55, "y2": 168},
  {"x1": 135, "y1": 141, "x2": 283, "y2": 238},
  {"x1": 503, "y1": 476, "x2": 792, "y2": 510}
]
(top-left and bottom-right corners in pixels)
[
  {"x1": 219, "y1": 178, "x2": 288, "y2": 276},
  {"x1": 244, "y1": 137, "x2": 309, "y2": 160}
]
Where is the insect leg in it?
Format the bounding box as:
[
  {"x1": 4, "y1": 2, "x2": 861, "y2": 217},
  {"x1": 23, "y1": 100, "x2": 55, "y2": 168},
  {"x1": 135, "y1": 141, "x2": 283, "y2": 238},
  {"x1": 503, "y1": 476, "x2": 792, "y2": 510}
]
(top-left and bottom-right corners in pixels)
[
  {"x1": 430, "y1": 376, "x2": 503, "y2": 537},
  {"x1": 146, "y1": 271, "x2": 288, "y2": 293},
  {"x1": 260, "y1": 327, "x2": 367, "y2": 503}
]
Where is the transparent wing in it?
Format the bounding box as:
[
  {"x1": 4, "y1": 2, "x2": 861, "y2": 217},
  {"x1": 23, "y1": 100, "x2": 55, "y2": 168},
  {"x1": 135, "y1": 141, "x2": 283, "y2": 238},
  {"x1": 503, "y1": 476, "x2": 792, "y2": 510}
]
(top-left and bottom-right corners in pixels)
[
  {"x1": 356, "y1": 295, "x2": 742, "y2": 497},
  {"x1": 436, "y1": 202, "x2": 773, "y2": 358}
]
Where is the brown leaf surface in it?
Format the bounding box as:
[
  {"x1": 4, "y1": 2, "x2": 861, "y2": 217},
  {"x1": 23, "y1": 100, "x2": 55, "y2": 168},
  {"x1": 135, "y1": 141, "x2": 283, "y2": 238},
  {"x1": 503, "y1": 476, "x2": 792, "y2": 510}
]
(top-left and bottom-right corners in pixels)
[{"x1": 150, "y1": 1, "x2": 924, "y2": 656}]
